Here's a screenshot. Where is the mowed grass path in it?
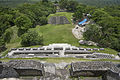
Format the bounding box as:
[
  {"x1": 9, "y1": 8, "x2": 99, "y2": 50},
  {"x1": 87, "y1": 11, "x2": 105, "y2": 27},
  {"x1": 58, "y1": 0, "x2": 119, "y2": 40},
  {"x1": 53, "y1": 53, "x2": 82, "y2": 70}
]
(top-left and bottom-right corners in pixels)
[{"x1": 35, "y1": 24, "x2": 79, "y2": 46}]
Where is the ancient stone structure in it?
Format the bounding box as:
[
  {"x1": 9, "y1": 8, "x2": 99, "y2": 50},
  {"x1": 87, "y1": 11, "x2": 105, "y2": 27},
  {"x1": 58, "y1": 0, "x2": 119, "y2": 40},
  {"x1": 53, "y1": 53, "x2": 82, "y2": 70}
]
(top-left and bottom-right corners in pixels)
[
  {"x1": 0, "y1": 60, "x2": 44, "y2": 78},
  {"x1": 0, "y1": 60, "x2": 119, "y2": 80},
  {"x1": 6, "y1": 43, "x2": 119, "y2": 60},
  {"x1": 48, "y1": 16, "x2": 70, "y2": 24},
  {"x1": 0, "y1": 63, "x2": 19, "y2": 78},
  {"x1": 70, "y1": 61, "x2": 120, "y2": 80},
  {"x1": 8, "y1": 60, "x2": 44, "y2": 76}
]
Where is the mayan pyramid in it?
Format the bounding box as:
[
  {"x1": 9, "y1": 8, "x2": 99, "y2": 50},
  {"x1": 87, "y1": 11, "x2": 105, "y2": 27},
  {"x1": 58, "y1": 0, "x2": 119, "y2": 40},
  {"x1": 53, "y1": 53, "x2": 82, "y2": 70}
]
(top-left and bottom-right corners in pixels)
[{"x1": 48, "y1": 16, "x2": 70, "y2": 24}]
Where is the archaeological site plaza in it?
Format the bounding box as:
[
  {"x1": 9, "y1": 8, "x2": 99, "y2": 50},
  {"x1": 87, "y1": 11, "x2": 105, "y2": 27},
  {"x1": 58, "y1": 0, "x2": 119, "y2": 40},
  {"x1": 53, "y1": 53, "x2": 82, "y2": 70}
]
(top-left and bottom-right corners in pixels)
[{"x1": 6, "y1": 43, "x2": 120, "y2": 59}]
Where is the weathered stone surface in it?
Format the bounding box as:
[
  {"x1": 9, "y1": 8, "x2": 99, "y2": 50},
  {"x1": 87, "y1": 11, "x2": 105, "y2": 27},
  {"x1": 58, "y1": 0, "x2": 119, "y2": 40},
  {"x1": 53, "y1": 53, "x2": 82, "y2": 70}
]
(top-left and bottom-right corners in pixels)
[
  {"x1": 8, "y1": 60, "x2": 44, "y2": 76},
  {"x1": 0, "y1": 64, "x2": 19, "y2": 78},
  {"x1": 0, "y1": 61, "x2": 120, "y2": 80},
  {"x1": 48, "y1": 16, "x2": 70, "y2": 24},
  {"x1": 70, "y1": 61, "x2": 120, "y2": 80}
]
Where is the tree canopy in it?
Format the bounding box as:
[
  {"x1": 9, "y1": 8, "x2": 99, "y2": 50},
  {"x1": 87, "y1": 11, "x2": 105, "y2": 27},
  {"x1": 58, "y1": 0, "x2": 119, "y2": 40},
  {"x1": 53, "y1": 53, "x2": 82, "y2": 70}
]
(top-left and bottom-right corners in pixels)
[{"x1": 21, "y1": 29, "x2": 43, "y2": 47}]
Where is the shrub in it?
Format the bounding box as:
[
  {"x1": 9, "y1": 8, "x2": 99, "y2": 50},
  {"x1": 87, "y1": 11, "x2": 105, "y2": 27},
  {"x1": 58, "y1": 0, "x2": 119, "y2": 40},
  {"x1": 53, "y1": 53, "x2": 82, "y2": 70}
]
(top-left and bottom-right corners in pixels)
[{"x1": 21, "y1": 29, "x2": 43, "y2": 46}]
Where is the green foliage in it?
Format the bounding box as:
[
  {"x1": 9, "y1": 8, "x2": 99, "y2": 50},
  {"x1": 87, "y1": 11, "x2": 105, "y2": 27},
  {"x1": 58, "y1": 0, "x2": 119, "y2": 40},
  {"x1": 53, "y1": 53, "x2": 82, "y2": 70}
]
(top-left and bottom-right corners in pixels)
[
  {"x1": 83, "y1": 7, "x2": 120, "y2": 51},
  {"x1": 59, "y1": 0, "x2": 78, "y2": 12},
  {"x1": 0, "y1": 1, "x2": 55, "y2": 53},
  {"x1": 77, "y1": 0, "x2": 120, "y2": 7},
  {"x1": 0, "y1": 37, "x2": 5, "y2": 46},
  {"x1": 3, "y1": 28, "x2": 13, "y2": 43},
  {"x1": 59, "y1": 0, "x2": 68, "y2": 9},
  {"x1": 0, "y1": 14, "x2": 13, "y2": 36},
  {"x1": 42, "y1": 0, "x2": 48, "y2": 3},
  {"x1": 14, "y1": 14, "x2": 32, "y2": 36},
  {"x1": 21, "y1": 29, "x2": 43, "y2": 47},
  {"x1": 84, "y1": 24, "x2": 102, "y2": 43},
  {"x1": 17, "y1": 2, "x2": 56, "y2": 27},
  {"x1": 0, "y1": 37, "x2": 6, "y2": 53},
  {"x1": 72, "y1": 4, "x2": 86, "y2": 21},
  {"x1": 66, "y1": 0, "x2": 78, "y2": 12}
]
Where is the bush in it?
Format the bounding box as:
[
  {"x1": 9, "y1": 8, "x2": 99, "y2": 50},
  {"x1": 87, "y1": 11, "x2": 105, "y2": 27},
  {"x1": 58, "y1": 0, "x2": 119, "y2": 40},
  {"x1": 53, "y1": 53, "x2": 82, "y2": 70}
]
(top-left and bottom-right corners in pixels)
[
  {"x1": 21, "y1": 29, "x2": 43, "y2": 46},
  {"x1": 14, "y1": 14, "x2": 32, "y2": 36}
]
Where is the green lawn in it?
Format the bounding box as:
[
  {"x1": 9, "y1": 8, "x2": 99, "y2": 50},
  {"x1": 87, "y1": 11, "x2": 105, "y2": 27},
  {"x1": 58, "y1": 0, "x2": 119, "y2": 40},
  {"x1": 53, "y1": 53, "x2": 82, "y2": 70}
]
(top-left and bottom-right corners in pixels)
[{"x1": 35, "y1": 24, "x2": 79, "y2": 46}]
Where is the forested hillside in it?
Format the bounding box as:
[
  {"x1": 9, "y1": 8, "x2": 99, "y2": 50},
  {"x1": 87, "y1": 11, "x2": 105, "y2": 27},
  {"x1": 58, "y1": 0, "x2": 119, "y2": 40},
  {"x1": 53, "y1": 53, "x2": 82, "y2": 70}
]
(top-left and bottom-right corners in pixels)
[
  {"x1": 0, "y1": 0, "x2": 40, "y2": 7},
  {"x1": 77, "y1": 0, "x2": 120, "y2": 7},
  {"x1": 1, "y1": 0, "x2": 120, "y2": 7},
  {"x1": 0, "y1": 1, "x2": 56, "y2": 53}
]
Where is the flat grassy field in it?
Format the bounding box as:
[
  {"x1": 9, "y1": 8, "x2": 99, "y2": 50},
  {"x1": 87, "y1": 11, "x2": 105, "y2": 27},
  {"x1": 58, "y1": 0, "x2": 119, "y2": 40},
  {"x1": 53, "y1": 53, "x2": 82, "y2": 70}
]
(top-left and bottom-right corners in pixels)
[{"x1": 35, "y1": 24, "x2": 79, "y2": 46}]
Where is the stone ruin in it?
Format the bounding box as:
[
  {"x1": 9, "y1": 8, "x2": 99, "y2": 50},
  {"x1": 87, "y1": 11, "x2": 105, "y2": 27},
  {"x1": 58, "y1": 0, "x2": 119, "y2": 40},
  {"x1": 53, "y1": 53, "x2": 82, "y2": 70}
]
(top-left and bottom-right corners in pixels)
[
  {"x1": 70, "y1": 61, "x2": 120, "y2": 80},
  {"x1": 48, "y1": 16, "x2": 70, "y2": 24},
  {"x1": 6, "y1": 43, "x2": 120, "y2": 60},
  {"x1": 0, "y1": 60, "x2": 120, "y2": 80},
  {"x1": 0, "y1": 60, "x2": 44, "y2": 78}
]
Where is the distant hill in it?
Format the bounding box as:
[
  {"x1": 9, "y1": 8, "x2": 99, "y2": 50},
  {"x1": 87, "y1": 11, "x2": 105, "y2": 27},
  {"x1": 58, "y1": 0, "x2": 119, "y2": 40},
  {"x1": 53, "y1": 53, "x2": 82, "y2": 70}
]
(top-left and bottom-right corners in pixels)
[
  {"x1": 0, "y1": 0, "x2": 120, "y2": 7},
  {"x1": 0, "y1": 0, "x2": 40, "y2": 7},
  {"x1": 77, "y1": 0, "x2": 120, "y2": 7}
]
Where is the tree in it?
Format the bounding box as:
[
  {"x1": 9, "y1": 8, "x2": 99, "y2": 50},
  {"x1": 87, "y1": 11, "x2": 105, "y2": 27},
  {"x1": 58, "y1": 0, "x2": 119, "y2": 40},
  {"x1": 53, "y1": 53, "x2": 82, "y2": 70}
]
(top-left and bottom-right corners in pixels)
[
  {"x1": 42, "y1": 0, "x2": 48, "y2": 3},
  {"x1": 72, "y1": 4, "x2": 87, "y2": 21},
  {"x1": 66, "y1": 0, "x2": 78, "y2": 12},
  {"x1": 3, "y1": 28, "x2": 13, "y2": 43},
  {"x1": 83, "y1": 24, "x2": 102, "y2": 43},
  {"x1": 0, "y1": 37, "x2": 6, "y2": 52},
  {"x1": 0, "y1": 14, "x2": 13, "y2": 36},
  {"x1": 21, "y1": 29, "x2": 43, "y2": 46},
  {"x1": 14, "y1": 14, "x2": 32, "y2": 36},
  {"x1": 59, "y1": 0, "x2": 68, "y2": 9},
  {"x1": 91, "y1": 9, "x2": 109, "y2": 22}
]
